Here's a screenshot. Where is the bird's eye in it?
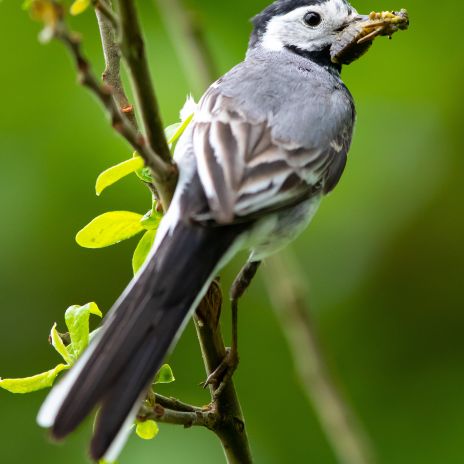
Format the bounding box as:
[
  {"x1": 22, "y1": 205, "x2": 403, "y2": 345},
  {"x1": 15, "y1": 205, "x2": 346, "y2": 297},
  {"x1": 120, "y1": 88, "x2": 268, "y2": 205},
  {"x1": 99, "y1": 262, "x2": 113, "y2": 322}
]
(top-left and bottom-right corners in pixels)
[{"x1": 303, "y1": 11, "x2": 322, "y2": 27}]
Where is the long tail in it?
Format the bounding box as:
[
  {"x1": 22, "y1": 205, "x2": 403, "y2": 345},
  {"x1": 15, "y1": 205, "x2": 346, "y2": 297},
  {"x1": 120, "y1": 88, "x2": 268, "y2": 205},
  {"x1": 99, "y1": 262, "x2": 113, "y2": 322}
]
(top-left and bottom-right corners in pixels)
[{"x1": 37, "y1": 220, "x2": 240, "y2": 461}]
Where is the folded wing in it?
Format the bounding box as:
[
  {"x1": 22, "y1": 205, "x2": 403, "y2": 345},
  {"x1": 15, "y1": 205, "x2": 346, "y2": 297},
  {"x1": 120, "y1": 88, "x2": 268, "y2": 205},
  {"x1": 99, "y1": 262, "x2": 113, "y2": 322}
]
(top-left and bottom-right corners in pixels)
[{"x1": 193, "y1": 86, "x2": 349, "y2": 224}]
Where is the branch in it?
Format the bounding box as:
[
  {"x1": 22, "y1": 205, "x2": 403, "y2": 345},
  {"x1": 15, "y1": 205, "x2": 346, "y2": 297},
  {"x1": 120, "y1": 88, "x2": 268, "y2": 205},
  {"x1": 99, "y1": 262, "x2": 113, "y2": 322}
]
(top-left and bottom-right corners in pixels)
[
  {"x1": 50, "y1": 18, "x2": 176, "y2": 210},
  {"x1": 154, "y1": 393, "x2": 202, "y2": 413},
  {"x1": 143, "y1": 405, "x2": 215, "y2": 428},
  {"x1": 116, "y1": 0, "x2": 172, "y2": 166},
  {"x1": 92, "y1": 0, "x2": 119, "y2": 31},
  {"x1": 195, "y1": 281, "x2": 253, "y2": 463},
  {"x1": 263, "y1": 252, "x2": 376, "y2": 464},
  {"x1": 94, "y1": 0, "x2": 137, "y2": 128}
]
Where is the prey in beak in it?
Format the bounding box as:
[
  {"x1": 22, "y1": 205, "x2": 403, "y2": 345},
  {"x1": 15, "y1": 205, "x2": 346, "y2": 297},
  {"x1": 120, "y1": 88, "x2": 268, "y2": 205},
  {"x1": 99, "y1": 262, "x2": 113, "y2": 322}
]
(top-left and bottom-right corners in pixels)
[{"x1": 331, "y1": 9, "x2": 410, "y2": 65}]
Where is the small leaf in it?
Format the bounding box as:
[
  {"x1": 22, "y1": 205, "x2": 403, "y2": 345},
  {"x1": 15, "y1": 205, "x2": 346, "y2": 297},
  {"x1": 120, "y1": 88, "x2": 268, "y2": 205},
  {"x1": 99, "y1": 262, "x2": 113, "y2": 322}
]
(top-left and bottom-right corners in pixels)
[
  {"x1": 76, "y1": 211, "x2": 144, "y2": 248},
  {"x1": 0, "y1": 364, "x2": 68, "y2": 394},
  {"x1": 70, "y1": 0, "x2": 91, "y2": 15},
  {"x1": 167, "y1": 113, "x2": 194, "y2": 147},
  {"x1": 50, "y1": 323, "x2": 73, "y2": 365},
  {"x1": 154, "y1": 364, "x2": 175, "y2": 384},
  {"x1": 164, "y1": 123, "x2": 182, "y2": 145},
  {"x1": 140, "y1": 210, "x2": 162, "y2": 231},
  {"x1": 96, "y1": 157, "x2": 145, "y2": 196},
  {"x1": 132, "y1": 230, "x2": 156, "y2": 275},
  {"x1": 135, "y1": 420, "x2": 159, "y2": 440},
  {"x1": 135, "y1": 165, "x2": 154, "y2": 184},
  {"x1": 65, "y1": 303, "x2": 102, "y2": 359}
]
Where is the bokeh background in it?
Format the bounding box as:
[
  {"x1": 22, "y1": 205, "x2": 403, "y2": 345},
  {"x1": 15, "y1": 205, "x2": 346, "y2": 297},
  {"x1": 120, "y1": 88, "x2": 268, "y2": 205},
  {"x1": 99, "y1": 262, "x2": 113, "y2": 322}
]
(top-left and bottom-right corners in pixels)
[{"x1": 1, "y1": 0, "x2": 463, "y2": 462}]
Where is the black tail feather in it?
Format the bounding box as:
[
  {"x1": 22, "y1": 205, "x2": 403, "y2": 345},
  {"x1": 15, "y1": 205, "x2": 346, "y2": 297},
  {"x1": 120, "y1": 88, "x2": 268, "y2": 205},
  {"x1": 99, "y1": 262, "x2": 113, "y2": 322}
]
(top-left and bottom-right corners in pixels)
[{"x1": 49, "y1": 220, "x2": 241, "y2": 459}]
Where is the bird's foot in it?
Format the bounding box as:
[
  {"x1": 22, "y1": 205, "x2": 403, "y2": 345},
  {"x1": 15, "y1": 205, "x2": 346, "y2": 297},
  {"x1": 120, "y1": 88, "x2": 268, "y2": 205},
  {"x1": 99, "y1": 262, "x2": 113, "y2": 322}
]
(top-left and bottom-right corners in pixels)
[{"x1": 202, "y1": 347, "x2": 239, "y2": 399}]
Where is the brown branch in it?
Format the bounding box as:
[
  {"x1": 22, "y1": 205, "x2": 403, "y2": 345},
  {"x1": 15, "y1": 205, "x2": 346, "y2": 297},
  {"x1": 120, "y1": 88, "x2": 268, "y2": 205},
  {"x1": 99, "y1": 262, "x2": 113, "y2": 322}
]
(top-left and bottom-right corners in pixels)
[
  {"x1": 52, "y1": 18, "x2": 176, "y2": 209},
  {"x1": 116, "y1": 0, "x2": 172, "y2": 165},
  {"x1": 94, "y1": 0, "x2": 137, "y2": 128},
  {"x1": 140, "y1": 402, "x2": 217, "y2": 429},
  {"x1": 92, "y1": 0, "x2": 119, "y2": 31},
  {"x1": 195, "y1": 281, "x2": 253, "y2": 463},
  {"x1": 154, "y1": 393, "x2": 202, "y2": 413},
  {"x1": 263, "y1": 252, "x2": 376, "y2": 464}
]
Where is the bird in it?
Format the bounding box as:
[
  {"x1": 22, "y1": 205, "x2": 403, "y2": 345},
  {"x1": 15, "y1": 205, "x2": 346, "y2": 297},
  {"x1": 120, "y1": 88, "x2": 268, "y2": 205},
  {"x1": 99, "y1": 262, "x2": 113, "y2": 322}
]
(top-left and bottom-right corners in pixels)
[{"x1": 37, "y1": 0, "x2": 403, "y2": 461}]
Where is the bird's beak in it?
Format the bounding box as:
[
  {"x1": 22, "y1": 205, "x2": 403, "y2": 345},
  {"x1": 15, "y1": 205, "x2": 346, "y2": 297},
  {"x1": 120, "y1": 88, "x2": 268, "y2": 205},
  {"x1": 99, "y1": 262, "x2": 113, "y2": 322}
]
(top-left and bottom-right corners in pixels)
[{"x1": 331, "y1": 9, "x2": 410, "y2": 65}]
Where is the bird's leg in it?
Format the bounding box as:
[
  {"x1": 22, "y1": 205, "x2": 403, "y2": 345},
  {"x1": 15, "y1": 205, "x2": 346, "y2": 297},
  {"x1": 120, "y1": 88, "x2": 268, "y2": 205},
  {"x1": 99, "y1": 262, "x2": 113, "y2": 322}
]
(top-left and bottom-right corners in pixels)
[{"x1": 203, "y1": 260, "x2": 261, "y2": 398}]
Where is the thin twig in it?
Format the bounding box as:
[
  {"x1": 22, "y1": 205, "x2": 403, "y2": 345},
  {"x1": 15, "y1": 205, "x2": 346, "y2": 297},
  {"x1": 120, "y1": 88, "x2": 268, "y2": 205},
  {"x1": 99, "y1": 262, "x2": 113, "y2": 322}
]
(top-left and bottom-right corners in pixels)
[
  {"x1": 263, "y1": 252, "x2": 376, "y2": 464},
  {"x1": 92, "y1": 0, "x2": 119, "y2": 31},
  {"x1": 116, "y1": 0, "x2": 172, "y2": 165},
  {"x1": 94, "y1": 0, "x2": 137, "y2": 128},
  {"x1": 52, "y1": 20, "x2": 176, "y2": 208},
  {"x1": 195, "y1": 281, "x2": 253, "y2": 463},
  {"x1": 154, "y1": 394, "x2": 202, "y2": 413},
  {"x1": 139, "y1": 403, "x2": 217, "y2": 429}
]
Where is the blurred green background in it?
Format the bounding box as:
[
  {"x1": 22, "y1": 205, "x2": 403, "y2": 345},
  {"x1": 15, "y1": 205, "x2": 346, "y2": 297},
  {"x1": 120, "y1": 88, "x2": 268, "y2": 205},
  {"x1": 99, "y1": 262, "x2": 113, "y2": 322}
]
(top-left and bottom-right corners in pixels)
[{"x1": 1, "y1": 0, "x2": 463, "y2": 463}]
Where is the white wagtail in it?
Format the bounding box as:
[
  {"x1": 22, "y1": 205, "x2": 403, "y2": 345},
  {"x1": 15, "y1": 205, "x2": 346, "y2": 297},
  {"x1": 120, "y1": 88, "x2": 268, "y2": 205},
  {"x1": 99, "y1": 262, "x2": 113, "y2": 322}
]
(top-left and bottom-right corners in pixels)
[{"x1": 37, "y1": 0, "x2": 408, "y2": 460}]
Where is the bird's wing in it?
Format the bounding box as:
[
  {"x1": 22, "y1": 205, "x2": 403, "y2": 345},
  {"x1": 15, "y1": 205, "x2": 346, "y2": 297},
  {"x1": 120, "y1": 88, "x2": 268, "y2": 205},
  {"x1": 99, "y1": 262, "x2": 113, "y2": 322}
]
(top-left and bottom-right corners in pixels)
[{"x1": 192, "y1": 85, "x2": 349, "y2": 224}]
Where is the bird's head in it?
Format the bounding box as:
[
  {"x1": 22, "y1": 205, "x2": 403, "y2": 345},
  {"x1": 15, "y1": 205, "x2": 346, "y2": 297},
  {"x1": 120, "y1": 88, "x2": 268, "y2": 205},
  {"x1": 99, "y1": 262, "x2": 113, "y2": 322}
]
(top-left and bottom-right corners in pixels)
[{"x1": 250, "y1": 0, "x2": 409, "y2": 67}]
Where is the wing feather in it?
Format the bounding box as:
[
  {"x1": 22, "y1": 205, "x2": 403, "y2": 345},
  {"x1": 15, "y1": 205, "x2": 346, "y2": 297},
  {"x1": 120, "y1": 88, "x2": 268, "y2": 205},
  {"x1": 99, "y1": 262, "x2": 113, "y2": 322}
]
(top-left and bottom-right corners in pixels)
[{"x1": 193, "y1": 86, "x2": 348, "y2": 222}]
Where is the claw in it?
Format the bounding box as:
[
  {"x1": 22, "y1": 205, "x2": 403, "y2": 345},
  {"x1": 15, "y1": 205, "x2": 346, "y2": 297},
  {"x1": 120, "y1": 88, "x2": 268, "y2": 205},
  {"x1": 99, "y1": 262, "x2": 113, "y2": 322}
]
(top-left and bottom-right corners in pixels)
[{"x1": 202, "y1": 348, "x2": 239, "y2": 399}]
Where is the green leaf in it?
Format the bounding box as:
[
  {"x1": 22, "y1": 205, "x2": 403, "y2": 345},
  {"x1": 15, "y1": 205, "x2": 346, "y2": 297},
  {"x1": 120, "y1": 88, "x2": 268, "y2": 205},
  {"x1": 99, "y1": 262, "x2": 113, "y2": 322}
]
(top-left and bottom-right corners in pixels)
[
  {"x1": 132, "y1": 230, "x2": 156, "y2": 275},
  {"x1": 164, "y1": 123, "x2": 182, "y2": 145},
  {"x1": 0, "y1": 364, "x2": 68, "y2": 394},
  {"x1": 135, "y1": 166, "x2": 154, "y2": 184},
  {"x1": 167, "y1": 113, "x2": 194, "y2": 146},
  {"x1": 135, "y1": 420, "x2": 159, "y2": 440},
  {"x1": 65, "y1": 303, "x2": 102, "y2": 359},
  {"x1": 50, "y1": 323, "x2": 73, "y2": 365},
  {"x1": 70, "y1": 0, "x2": 91, "y2": 15},
  {"x1": 95, "y1": 157, "x2": 144, "y2": 196},
  {"x1": 140, "y1": 210, "x2": 162, "y2": 231},
  {"x1": 76, "y1": 211, "x2": 144, "y2": 248},
  {"x1": 154, "y1": 364, "x2": 175, "y2": 384}
]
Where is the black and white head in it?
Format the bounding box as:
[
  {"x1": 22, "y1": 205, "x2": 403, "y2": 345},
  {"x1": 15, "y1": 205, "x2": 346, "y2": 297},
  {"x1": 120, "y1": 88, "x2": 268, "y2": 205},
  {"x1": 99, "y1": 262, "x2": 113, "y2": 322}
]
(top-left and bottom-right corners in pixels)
[{"x1": 250, "y1": 0, "x2": 367, "y2": 66}]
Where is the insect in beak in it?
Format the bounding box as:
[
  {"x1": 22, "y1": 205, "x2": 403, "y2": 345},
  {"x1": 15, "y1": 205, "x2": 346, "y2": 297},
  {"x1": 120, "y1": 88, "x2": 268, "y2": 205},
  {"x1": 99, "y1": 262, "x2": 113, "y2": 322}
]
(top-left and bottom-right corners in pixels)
[{"x1": 331, "y1": 9, "x2": 410, "y2": 65}]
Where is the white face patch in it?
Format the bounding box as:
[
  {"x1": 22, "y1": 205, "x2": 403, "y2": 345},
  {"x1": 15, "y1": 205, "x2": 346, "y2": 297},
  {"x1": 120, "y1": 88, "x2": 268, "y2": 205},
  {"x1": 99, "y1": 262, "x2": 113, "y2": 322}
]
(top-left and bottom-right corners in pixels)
[{"x1": 261, "y1": 0, "x2": 358, "y2": 53}]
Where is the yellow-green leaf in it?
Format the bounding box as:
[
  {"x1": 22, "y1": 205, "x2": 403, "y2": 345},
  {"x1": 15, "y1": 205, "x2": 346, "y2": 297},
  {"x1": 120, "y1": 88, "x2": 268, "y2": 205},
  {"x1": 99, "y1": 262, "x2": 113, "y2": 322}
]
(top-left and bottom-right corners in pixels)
[
  {"x1": 65, "y1": 303, "x2": 102, "y2": 359},
  {"x1": 70, "y1": 0, "x2": 91, "y2": 16},
  {"x1": 140, "y1": 210, "x2": 162, "y2": 231},
  {"x1": 167, "y1": 113, "x2": 194, "y2": 146},
  {"x1": 154, "y1": 364, "x2": 175, "y2": 384},
  {"x1": 50, "y1": 323, "x2": 73, "y2": 365},
  {"x1": 135, "y1": 420, "x2": 159, "y2": 440},
  {"x1": 96, "y1": 157, "x2": 145, "y2": 196},
  {"x1": 0, "y1": 364, "x2": 68, "y2": 394},
  {"x1": 165, "y1": 123, "x2": 182, "y2": 145},
  {"x1": 132, "y1": 230, "x2": 156, "y2": 275},
  {"x1": 76, "y1": 211, "x2": 144, "y2": 248}
]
